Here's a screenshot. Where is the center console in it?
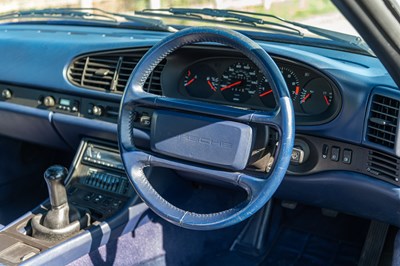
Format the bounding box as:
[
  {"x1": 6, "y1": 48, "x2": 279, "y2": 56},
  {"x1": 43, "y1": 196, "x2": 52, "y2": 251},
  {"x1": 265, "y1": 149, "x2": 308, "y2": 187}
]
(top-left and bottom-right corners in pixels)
[
  {"x1": 0, "y1": 139, "x2": 137, "y2": 265},
  {"x1": 67, "y1": 140, "x2": 136, "y2": 220}
]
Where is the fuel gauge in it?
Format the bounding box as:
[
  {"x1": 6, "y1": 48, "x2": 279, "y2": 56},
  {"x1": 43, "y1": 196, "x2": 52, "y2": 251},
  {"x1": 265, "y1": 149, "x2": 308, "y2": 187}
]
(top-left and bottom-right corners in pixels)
[{"x1": 182, "y1": 64, "x2": 219, "y2": 99}]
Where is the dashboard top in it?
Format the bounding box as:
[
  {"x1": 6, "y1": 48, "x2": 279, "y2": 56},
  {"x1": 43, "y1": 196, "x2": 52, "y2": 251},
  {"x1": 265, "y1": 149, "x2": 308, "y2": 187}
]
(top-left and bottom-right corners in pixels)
[{"x1": 0, "y1": 24, "x2": 397, "y2": 146}]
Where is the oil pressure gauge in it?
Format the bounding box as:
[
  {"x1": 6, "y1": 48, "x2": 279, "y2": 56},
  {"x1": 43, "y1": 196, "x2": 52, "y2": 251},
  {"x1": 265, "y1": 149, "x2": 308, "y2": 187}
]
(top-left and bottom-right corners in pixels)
[
  {"x1": 300, "y1": 78, "x2": 333, "y2": 115},
  {"x1": 182, "y1": 64, "x2": 219, "y2": 99}
]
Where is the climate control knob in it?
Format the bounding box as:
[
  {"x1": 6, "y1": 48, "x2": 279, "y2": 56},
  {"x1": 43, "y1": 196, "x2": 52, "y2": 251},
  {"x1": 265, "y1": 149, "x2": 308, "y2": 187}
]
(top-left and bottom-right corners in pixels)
[
  {"x1": 1, "y1": 89, "x2": 12, "y2": 100},
  {"x1": 43, "y1": 96, "x2": 56, "y2": 107},
  {"x1": 92, "y1": 105, "x2": 104, "y2": 116}
]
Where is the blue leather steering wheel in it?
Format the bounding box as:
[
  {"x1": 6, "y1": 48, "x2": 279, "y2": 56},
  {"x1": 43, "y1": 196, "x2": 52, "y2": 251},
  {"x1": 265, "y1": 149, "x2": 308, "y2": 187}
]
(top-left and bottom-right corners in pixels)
[{"x1": 118, "y1": 27, "x2": 295, "y2": 230}]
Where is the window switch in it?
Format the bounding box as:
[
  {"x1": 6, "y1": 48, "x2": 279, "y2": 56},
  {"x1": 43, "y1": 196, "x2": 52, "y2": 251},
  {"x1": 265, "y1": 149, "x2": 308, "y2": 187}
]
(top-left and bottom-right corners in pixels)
[
  {"x1": 331, "y1": 146, "x2": 340, "y2": 162},
  {"x1": 343, "y1": 149, "x2": 352, "y2": 164}
]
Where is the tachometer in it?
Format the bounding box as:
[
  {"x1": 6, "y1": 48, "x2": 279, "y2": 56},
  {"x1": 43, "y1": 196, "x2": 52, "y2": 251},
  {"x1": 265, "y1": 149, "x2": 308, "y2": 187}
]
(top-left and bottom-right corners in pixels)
[
  {"x1": 220, "y1": 62, "x2": 258, "y2": 103},
  {"x1": 280, "y1": 66, "x2": 300, "y2": 102},
  {"x1": 182, "y1": 64, "x2": 219, "y2": 98}
]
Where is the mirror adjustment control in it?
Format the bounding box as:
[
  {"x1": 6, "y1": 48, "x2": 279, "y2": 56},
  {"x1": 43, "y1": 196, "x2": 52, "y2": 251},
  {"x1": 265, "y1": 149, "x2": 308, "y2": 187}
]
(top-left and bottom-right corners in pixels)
[
  {"x1": 343, "y1": 149, "x2": 352, "y2": 164},
  {"x1": 331, "y1": 146, "x2": 340, "y2": 162}
]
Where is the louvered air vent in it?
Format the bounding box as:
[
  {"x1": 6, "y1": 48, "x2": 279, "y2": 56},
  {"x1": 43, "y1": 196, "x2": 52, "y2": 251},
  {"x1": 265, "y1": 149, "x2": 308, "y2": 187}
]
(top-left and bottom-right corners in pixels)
[
  {"x1": 68, "y1": 50, "x2": 165, "y2": 95},
  {"x1": 366, "y1": 94, "x2": 399, "y2": 149},
  {"x1": 367, "y1": 150, "x2": 400, "y2": 182}
]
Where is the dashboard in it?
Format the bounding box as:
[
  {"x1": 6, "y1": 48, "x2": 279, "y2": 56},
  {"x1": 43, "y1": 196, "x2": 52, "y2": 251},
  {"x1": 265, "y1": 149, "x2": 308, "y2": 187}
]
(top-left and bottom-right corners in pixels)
[
  {"x1": 163, "y1": 47, "x2": 341, "y2": 125},
  {"x1": 0, "y1": 24, "x2": 400, "y2": 227}
]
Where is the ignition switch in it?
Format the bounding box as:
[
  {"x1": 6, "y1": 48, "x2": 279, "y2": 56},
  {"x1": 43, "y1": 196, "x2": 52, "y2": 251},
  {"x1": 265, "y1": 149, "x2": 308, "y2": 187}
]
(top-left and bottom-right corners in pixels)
[{"x1": 290, "y1": 139, "x2": 310, "y2": 165}]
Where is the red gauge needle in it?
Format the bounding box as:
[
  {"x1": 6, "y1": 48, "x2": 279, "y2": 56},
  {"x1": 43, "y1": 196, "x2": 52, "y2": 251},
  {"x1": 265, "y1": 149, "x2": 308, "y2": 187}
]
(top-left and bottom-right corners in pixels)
[
  {"x1": 207, "y1": 80, "x2": 217, "y2": 92},
  {"x1": 220, "y1": 80, "x2": 242, "y2": 91},
  {"x1": 301, "y1": 93, "x2": 311, "y2": 103},
  {"x1": 184, "y1": 77, "x2": 196, "y2": 87},
  {"x1": 295, "y1": 86, "x2": 300, "y2": 95},
  {"x1": 260, "y1": 89, "x2": 273, "y2": 97},
  {"x1": 324, "y1": 95, "x2": 330, "y2": 106}
]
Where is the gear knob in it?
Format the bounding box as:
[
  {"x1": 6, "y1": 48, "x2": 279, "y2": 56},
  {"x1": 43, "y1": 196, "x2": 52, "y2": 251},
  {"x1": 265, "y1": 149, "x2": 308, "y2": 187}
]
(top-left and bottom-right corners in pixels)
[{"x1": 44, "y1": 165, "x2": 68, "y2": 208}]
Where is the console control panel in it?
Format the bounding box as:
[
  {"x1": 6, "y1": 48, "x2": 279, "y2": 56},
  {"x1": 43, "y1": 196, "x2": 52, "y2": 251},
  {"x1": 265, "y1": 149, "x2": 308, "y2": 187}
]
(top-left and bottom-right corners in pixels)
[
  {"x1": 288, "y1": 134, "x2": 399, "y2": 186},
  {"x1": 67, "y1": 140, "x2": 136, "y2": 220},
  {"x1": 0, "y1": 84, "x2": 120, "y2": 122}
]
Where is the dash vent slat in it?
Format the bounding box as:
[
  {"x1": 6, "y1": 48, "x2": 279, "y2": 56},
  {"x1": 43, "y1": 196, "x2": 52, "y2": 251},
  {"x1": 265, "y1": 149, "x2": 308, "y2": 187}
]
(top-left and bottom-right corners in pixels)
[
  {"x1": 68, "y1": 50, "x2": 164, "y2": 95},
  {"x1": 366, "y1": 94, "x2": 399, "y2": 149},
  {"x1": 367, "y1": 150, "x2": 400, "y2": 182}
]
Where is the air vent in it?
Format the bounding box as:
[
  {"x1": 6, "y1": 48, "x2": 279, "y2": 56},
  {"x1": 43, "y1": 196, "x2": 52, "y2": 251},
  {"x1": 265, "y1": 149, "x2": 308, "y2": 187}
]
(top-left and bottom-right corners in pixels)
[
  {"x1": 367, "y1": 150, "x2": 400, "y2": 182},
  {"x1": 366, "y1": 94, "x2": 399, "y2": 149},
  {"x1": 68, "y1": 50, "x2": 165, "y2": 95}
]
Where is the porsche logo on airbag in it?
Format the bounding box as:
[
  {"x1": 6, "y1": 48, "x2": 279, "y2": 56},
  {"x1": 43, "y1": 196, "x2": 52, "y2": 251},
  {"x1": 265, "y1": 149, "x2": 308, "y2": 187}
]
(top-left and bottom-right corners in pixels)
[{"x1": 179, "y1": 134, "x2": 233, "y2": 149}]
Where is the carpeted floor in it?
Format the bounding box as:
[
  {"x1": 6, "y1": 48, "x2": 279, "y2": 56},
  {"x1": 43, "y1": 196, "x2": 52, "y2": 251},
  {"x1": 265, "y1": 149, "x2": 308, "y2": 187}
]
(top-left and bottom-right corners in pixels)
[
  {"x1": 69, "y1": 203, "x2": 371, "y2": 266},
  {"x1": 68, "y1": 210, "x2": 245, "y2": 266}
]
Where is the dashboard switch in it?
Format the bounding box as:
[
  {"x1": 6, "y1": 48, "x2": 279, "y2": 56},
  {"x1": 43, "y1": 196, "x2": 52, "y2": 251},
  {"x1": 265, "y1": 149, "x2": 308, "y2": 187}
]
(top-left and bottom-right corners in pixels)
[
  {"x1": 322, "y1": 144, "x2": 329, "y2": 159},
  {"x1": 140, "y1": 113, "x2": 151, "y2": 127},
  {"x1": 342, "y1": 149, "x2": 352, "y2": 164},
  {"x1": 1, "y1": 89, "x2": 12, "y2": 100},
  {"x1": 330, "y1": 146, "x2": 340, "y2": 162},
  {"x1": 43, "y1": 96, "x2": 56, "y2": 107},
  {"x1": 92, "y1": 105, "x2": 104, "y2": 116}
]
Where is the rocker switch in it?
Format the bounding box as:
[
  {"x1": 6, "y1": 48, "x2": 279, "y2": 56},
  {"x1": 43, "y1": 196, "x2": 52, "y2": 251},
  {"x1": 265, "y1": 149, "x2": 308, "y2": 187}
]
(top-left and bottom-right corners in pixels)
[
  {"x1": 343, "y1": 149, "x2": 352, "y2": 164},
  {"x1": 322, "y1": 144, "x2": 329, "y2": 159},
  {"x1": 331, "y1": 146, "x2": 340, "y2": 162}
]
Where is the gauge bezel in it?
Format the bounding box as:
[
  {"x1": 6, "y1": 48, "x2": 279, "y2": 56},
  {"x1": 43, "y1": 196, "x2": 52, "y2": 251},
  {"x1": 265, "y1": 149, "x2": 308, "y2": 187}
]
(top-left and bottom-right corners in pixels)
[{"x1": 163, "y1": 46, "x2": 342, "y2": 126}]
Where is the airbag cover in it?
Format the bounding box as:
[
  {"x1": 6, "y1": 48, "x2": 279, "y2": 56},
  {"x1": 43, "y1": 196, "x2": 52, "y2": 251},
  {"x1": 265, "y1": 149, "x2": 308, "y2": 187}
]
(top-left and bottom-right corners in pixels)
[{"x1": 151, "y1": 110, "x2": 253, "y2": 171}]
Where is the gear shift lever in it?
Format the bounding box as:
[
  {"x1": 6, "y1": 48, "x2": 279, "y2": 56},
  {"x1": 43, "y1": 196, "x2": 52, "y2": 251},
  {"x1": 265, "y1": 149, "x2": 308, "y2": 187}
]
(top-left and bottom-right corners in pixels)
[
  {"x1": 44, "y1": 165, "x2": 68, "y2": 208},
  {"x1": 31, "y1": 165, "x2": 90, "y2": 241},
  {"x1": 42, "y1": 165, "x2": 70, "y2": 229}
]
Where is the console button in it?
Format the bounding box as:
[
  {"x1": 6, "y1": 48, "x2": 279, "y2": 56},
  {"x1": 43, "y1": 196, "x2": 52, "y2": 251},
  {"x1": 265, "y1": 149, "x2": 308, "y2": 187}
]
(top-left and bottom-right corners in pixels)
[
  {"x1": 331, "y1": 146, "x2": 340, "y2": 162},
  {"x1": 93, "y1": 194, "x2": 103, "y2": 204},
  {"x1": 343, "y1": 149, "x2": 352, "y2": 164},
  {"x1": 83, "y1": 192, "x2": 94, "y2": 201},
  {"x1": 102, "y1": 197, "x2": 112, "y2": 207},
  {"x1": 112, "y1": 199, "x2": 122, "y2": 208}
]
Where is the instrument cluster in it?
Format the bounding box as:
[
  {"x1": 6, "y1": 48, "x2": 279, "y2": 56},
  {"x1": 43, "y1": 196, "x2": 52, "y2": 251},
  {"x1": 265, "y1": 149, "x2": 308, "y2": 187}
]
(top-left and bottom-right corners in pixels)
[{"x1": 177, "y1": 57, "x2": 340, "y2": 122}]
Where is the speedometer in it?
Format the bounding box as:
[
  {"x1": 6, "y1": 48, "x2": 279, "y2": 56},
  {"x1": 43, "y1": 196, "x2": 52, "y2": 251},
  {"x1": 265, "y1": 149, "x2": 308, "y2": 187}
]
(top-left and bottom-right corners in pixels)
[{"x1": 220, "y1": 62, "x2": 258, "y2": 103}]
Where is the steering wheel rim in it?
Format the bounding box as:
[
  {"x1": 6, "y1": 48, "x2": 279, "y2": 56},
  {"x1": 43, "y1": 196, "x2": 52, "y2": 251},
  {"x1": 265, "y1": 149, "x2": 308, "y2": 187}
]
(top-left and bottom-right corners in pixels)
[{"x1": 118, "y1": 26, "x2": 295, "y2": 230}]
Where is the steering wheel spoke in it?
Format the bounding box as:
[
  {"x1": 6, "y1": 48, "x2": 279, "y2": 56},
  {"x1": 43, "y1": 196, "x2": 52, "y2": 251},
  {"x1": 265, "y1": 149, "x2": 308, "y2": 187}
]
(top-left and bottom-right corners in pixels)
[
  {"x1": 123, "y1": 148, "x2": 246, "y2": 187},
  {"x1": 154, "y1": 97, "x2": 255, "y2": 123}
]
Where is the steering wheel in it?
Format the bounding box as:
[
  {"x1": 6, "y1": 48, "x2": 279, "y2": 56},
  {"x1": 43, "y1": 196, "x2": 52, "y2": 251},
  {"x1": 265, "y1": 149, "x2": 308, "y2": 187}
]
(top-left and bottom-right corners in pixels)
[{"x1": 118, "y1": 27, "x2": 294, "y2": 230}]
